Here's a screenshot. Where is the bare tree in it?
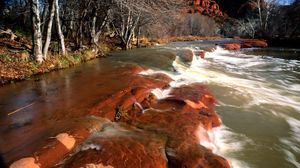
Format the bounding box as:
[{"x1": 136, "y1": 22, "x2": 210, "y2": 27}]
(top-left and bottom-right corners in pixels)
[
  {"x1": 55, "y1": 0, "x2": 65, "y2": 55},
  {"x1": 236, "y1": 18, "x2": 259, "y2": 38},
  {"x1": 43, "y1": 0, "x2": 55, "y2": 59},
  {"x1": 90, "y1": 0, "x2": 111, "y2": 55},
  {"x1": 252, "y1": 0, "x2": 279, "y2": 32},
  {"x1": 29, "y1": 0, "x2": 43, "y2": 63},
  {"x1": 111, "y1": 0, "x2": 186, "y2": 49},
  {"x1": 111, "y1": 0, "x2": 142, "y2": 49}
]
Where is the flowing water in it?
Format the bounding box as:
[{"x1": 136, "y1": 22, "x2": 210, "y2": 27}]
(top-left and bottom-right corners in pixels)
[
  {"x1": 160, "y1": 42, "x2": 300, "y2": 168},
  {"x1": 0, "y1": 40, "x2": 299, "y2": 168},
  {"x1": 111, "y1": 42, "x2": 300, "y2": 168}
]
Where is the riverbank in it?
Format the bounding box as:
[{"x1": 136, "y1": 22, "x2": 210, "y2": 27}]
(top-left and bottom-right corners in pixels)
[
  {"x1": 0, "y1": 34, "x2": 119, "y2": 86},
  {"x1": 0, "y1": 34, "x2": 269, "y2": 86},
  {"x1": 0, "y1": 35, "x2": 219, "y2": 86}
]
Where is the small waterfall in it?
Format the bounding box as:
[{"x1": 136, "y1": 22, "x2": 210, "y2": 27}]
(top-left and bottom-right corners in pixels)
[
  {"x1": 134, "y1": 102, "x2": 144, "y2": 112},
  {"x1": 151, "y1": 88, "x2": 171, "y2": 100}
]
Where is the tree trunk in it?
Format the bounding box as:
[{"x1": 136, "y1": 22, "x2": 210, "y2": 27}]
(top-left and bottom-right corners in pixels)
[
  {"x1": 41, "y1": 3, "x2": 48, "y2": 34},
  {"x1": 136, "y1": 26, "x2": 140, "y2": 48},
  {"x1": 43, "y1": 0, "x2": 55, "y2": 59},
  {"x1": 91, "y1": 14, "x2": 99, "y2": 54},
  {"x1": 30, "y1": 0, "x2": 43, "y2": 63},
  {"x1": 91, "y1": 11, "x2": 108, "y2": 55},
  {"x1": 55, "y1": 0, "x2": 66, "y2": 55},
  {"x1": 257, "y1": 0, "x2": 263, "y2": 29}
]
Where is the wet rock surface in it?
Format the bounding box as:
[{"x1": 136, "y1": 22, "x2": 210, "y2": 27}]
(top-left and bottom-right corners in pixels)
[
  {"x1": 218, "y1": 39, "x2": 268, "y2": 51},
  {"x1": 221, "y1": 43, "x2": 241, "y2": 50},
  {"x1": 64, "y1": 123, "x2": 168, "y2": 168},
  {"x1": 177, "y1": 49, "x2": 194, "y2": 63},
  {"x1": 239, "y1": 39, "x2": 268, "y2": 48},
  {"x1": 2, "y1": 59, "x2": 229, "y2": 168}
]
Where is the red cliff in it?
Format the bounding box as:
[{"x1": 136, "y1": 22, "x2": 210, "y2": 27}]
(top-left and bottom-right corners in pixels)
[{"x1": 188, "y1": 0, "x2": 223, "y2": 17}]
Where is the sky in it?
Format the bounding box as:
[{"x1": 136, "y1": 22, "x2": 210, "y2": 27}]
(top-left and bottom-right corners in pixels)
[{"x1": 277, "y1": 0, "x2": 294, "y2": 5}]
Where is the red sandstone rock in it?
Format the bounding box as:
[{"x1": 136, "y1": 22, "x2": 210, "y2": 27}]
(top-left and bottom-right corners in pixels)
[
  {"x1": 8, "y1": 65, "x2": 229, "y2": 168},
  {"x1": 9, "y1": 117, "x2": 109, "y2": 168},
  {"x1": 10, "y1": 157, "x2": 40, "y2": 168},
  {"x1": 128, "y1": 83, "x2": 228, "y2": 168},
  {"x1": 239, "y1": 39, "x2": 268, "y2": 48},
  {"x1": 194, "y1": 50, "x2": 206, "y2": 59},
  {"x1": 90, "y1": 72, "x2": 172, "y2": 121},
  {"x1": 221, "y1": 39, "x2": 268, "y2": 50},
  {"x1": 145, "y1": 73, "x2": 173, "y2": 84},
  {"x1": 64, "y1": 123, "x2": 168, "y2": 168},
  {"x1": 189, "y1": 0, "x2": 223, "y2": 17},
  {"x1": 88, "y1": 81, "x2": 228, "y2": 168},
  {"x1": 222, "y1": 43, "x2": 241, "y2": 50}
]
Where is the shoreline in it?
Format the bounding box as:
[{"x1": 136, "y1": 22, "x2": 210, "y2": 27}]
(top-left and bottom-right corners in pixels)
[{"x1": 0, "y1": 36, "x2": 270, "y2": 87}]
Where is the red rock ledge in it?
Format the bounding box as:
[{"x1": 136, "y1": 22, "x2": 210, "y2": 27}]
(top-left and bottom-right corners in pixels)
[
  {"x1": 9, "y1": 65, "x2": 230, "y2": 168},
  {"x1": 221, "y1": 38, "x2": 268, "y2": 50}
]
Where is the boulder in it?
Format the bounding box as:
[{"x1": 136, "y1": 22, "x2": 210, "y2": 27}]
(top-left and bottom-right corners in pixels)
[{"x1": 177, "y1": 49, "x2": 194, "y2": 62}]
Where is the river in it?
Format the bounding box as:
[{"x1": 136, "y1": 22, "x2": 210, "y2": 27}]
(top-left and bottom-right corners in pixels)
[{"x1": 0, "y1": 40, "x2": 299, "y2": 167}]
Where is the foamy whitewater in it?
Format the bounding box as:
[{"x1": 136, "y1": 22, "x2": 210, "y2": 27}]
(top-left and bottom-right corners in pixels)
[{"x1": 143, "y1": 45, "x2": 300, "y2": 168}]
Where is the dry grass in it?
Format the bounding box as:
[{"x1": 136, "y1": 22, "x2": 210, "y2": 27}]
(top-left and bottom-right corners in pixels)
[{"x1": 137, "y1": 36, "x2": 223, "y2": 47}]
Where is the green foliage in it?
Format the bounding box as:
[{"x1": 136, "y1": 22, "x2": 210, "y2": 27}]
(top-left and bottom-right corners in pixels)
[
  {"x1": 24, "y1": 76, "x2": 32, "y2": 81},
  {"x1": 0, "y1": 54, "x2": 19, "y2": 62},
  {"x1": 82, "y1": 49, "x2": 96, "y2": 61},
  {"x1": 73, "y1": 54, "x2": 82, "y2": 63},
  {"x1": 29, "y1": 62, "x2": 39, "y2": 72},
  {"x1": 0, "y1": 54, "x2": 11, "y2": 62}
]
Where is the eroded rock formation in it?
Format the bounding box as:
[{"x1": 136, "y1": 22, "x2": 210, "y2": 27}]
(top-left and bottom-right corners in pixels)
[
  {"x1": 8, "y1": 64, "x2": 230, "y2": 168},
  {"x1": 188, "y1": 0, "x2": 223, "y2": 17}
]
